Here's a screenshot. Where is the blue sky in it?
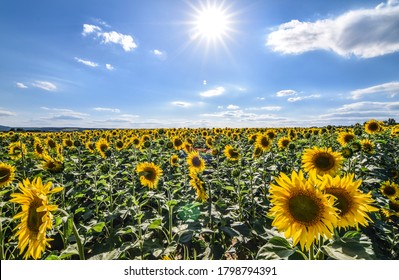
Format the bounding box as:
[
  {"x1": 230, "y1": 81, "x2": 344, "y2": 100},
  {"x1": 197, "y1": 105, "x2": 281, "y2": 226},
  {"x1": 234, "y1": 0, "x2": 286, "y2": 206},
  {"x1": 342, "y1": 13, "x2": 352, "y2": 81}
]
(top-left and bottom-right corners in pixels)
[{"x1": 1, "y1": 0, "x2": 399, "y2": 128}]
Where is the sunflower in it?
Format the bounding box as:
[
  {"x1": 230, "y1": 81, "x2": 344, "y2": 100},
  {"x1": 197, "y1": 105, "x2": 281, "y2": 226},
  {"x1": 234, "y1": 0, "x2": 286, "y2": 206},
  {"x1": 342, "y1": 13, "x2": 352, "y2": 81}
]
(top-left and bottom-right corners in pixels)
[
  {"x1": 302, "y1": 147, "x2": 344, "y2": 176},
  {"x1": 0, "y1": 162, "x2": 16, "y2": 188},
  {"x1": 364, "y1": 119, "x2": 383, "y2": 134},
  {"x1": 360, "y1": 139, "x2": 375, "y2": 154},
  {"x1": 183, "y1": 141, "x2": 193, "y2": 154},
  {"x1": 253, "y1": 146, "x2": 263, "y2": 159},
  {"x1": 278, "y1": 137, "x2": 291, "y2": 150},
  {"x1": 42, "y1": 154, "x2": 64, "y2": 174},
  {"x1": 8, "y1": 142, "x2": 27, "y2": 160},
  {"x1": 114, "y1": 139, "x2": 125, "y2": 151},
  {"x1": 45, "y1": 137, "x2": 57, "y2": 149},
  {"x1": 255, "y1": 134, "x2": 272, "y2": 152},
  {"x1": 85, "y1": 141, "x2": 96, "y2": 153},
  {"x1": 9, "y1": 177, "x2": 63, "y2": 259},
  {"x1": 33, "y1": 138, "x2": 46, "y2": 159},
  {"x1": 189, "y1": 172, "x2": 208, "y2": 202},
  {"x1": 319, "y1": 173, "x2": 378, "y2": 229},
  {"x1": 224, "y1": 145, "x2": 240, "y2": 161},
  {"x1": 96, "y1": 138, "x2": 110, "y2": 158},
  {"x1": 187, "y1": 151, "x2": 206, "y2": 174},
  {"x1": 172, "y1": 136, "x2": 184, "y2": 150},
  {"x1": 136, "y1": 162, "x2": 163, "y2": 189},
  {"x1": 340, "y1": 147, "x2": 353, "y2": 159},
  {"x1": 62, "y1": 138, "x2": 74, "y2": 149},
  {"x1": 170, "y1": 154, "x2": 179, "y2": 167},
  {"x1": 337, "y1": 131, "x2": 355, "y2": 147},
  {"x1": 268, "y1": 170, "x2": 338, "y2": 251},
  {"x1": 380, "y1": 181, "x2": 399, "y2": 200}
]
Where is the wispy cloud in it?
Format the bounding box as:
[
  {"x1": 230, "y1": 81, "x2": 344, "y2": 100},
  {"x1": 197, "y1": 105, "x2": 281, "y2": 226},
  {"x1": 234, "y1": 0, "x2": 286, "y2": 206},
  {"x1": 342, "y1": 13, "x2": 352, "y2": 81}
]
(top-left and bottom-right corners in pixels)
[
  {"x1": 350, "y1": 81, "x2": 399, "y2": 99},
  {"x1": 288, "y1": 94, "x2": 320, "y2": 102},
  {"x1": 16, "y1": 82, "x2": 28, "y2": 89},
  {"x1": 246, "y1": 106, "x2": 282, "y2": 111},
  {"x1": 200, "y1": 86, "x2": 225, "y2": 97},
  {"x1": 0, "y1": 109, "x2": 16, "y2": 117},
  {"x1": 32, "y1": 81, "x2": 57, "y2": 91},
  {"x1": 267, "y1": 1, "x2": 399, "y2": 58},
  {"x1": 171, "y1": 101, "x2": 193, "y2": 108},
  {"x1": 74, "y1": 57, "x2": 99, "y2": 67},
  {"x1": 227, "y1": 104, "x2": 239, "y2": 110},
  {"x1": 276, "y1": 89, "x2": 296, "y2": 97},
  {"x1": 93, "y1": 107, "x2": 120, "y2": 113},
  {"x1": 40, "y1": 107, "x2": 89, "y2": 120},
  {"x1": 82, "y1": 24, "x2": 138, "y2": 52}
]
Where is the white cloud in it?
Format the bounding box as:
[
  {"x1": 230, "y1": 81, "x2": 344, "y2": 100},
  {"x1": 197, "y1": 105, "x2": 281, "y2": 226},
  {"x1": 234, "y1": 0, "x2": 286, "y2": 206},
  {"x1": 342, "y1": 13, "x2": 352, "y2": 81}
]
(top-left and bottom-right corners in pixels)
[
  {"x1": 200, "y1": 86, "x2": 225, "y2": 97},
  {"x1": 152, "y1": 49, "x2": 167, "y2": 60},
  {"x1": 201, "y1": 109, "x2": 286, "y2": 123},
  {"x1": 267, "y1": 1, "x2": 399, "y2": 58},
  {"x1": 276, "y1": 89, "x2": 296, "y2": 97},
  {"x1": 16, "y1": 82, "x2": 28, "y2": 89},
  {"x1": 105, "y1": 64, "x2": 114, "y2": 70},
  {"x1": 246, "y1": 106, "x2": 282, "y2": 111},
  {"x1": 227, "y1": 104, "x2": 239, "y2": 110},
  {"x1": 0, "y1": 109, "x2": 16, "y2": 117},
  {"x1": 350, "y1": 81, "x2": 399, "y2": 99},
  {"x1": 74, "y1": 57, "x2": 99, "y2": 67},
  {"x1": 32, "y1": 81, "x2": 57, "y2": 91},
  {"x1": 82, "y1": 24, "x2": 102, "y2": 36},
  {"x1": 93, "y1": 107, "x2": 120, "y2": 113},
  {"x1": 203, "y1": 80, "x2": 207, "y2": 85},
  {"x1": 82, "y1": 24, "x2": 138, "y2": 52},
  {"x1": 288, "y1": 94, "x2": 320, "y2": 102},
  {"x1": 171, "y1": 101, "x2": 193, "y2": 108}
]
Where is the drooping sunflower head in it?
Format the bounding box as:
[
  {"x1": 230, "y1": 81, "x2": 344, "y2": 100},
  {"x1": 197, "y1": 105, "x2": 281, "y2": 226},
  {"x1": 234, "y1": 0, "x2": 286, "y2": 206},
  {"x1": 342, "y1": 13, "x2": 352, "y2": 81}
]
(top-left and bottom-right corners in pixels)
[
  {"x1": 187, "y1": 151, "x2": 206, "y2": 174},
  {"x1": 360, "y1": 139, "x2": 375, "y2": 154},
  {"x1": 189, "y1": 172, "x2": 208, "y2": 202},
  {"x1": 9, "y1": 177, "x2": 63, "y2": 259},
  {"x1": 278, "y1": 137, "x2": 291, "y2": 150},
  {"x1": 268, "y1": 170, "x2": 338, "y2": 251},
  {"x1": 319, "y1": 173, "x2": 378, "y2": 229},
  {"x1": 0, "y1": 162, "x2": 16, "y2": 188},
  {"x1": 253, "y1": 146, "x2": 263, "y2": 159},
  {"x1": 136, "y1": 162, "x2": 163, "y2": 189},
  {"x1": 301, "y1": 147, "x2": 344, "y2": 176},
  {"x1": 224, "y1": 144, "x2": 240, "y2": 161},
  {"x1": 380, "y1": 181, "x2": 399, "y2": 200},
  {"x1": 255, "y1": 134, "x2": 272, "y2": 152},
  {"x1": 340, "y1": 147, "x2": 354, "y2": 159},
  {"x1": 42, "y1": 154, "x2": 64, "y2": 174},
  {"x1": 364, "y1": 119, "x2": 383, "y2": 134},
  {"x1": 337, "y1": 131, "x2": 355, "y2": 147},
  {"x1": 33, "y1": 138, "x2": 45, "y2": 158}
]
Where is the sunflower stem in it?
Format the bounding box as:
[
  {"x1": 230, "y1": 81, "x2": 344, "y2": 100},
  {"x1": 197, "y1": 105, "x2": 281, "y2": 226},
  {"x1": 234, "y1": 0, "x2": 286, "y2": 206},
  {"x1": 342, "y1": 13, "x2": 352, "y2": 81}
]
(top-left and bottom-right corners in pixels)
[
  {"x1": 57, "y1": 208, "x2": 85, "y2": 260},
  {"x1": 309, "y1": 243, "x2": 315, "y2": 260}
]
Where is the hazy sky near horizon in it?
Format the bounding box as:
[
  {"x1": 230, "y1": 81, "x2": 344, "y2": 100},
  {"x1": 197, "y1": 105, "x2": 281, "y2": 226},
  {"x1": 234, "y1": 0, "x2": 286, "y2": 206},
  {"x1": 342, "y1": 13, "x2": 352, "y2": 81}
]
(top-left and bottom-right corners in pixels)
[{"x1": 1, "y1": 0, "x2": 399, "y2": 128}]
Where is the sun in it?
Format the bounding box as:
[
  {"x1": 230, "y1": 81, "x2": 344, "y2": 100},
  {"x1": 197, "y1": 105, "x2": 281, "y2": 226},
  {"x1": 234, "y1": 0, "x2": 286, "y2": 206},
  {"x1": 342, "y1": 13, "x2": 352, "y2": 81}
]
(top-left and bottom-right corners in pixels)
[{"x1": 189, "y1": 1, "x2": 234, "y2": 45}]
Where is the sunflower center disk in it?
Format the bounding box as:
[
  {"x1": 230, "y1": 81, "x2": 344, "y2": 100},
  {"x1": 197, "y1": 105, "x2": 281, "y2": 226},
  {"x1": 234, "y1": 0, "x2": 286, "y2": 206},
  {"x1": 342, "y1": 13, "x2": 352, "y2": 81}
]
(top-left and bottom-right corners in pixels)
[
  {"x1": 314, "y1": 153, "x2": 334, "y2": 171},
  {"x1": 143, "y1": 169, "x2": 156, "y2": 180},
  {"x1": 288, "y1": 194, "x2": 321, "y2": 225},
  {"x1": 326, "y1": 188, "x2": 352, "y2": 216},
  {"x1": 191, "y1": 157, "x2": 202, "y2": 167},
  {"x1": 384, "y1": 186, "x2": 396, "y2": 196},
  {"x1": 27, "y1": 200, "x2": 45, "y2": 234},
  {"x1": 0, "y1": 167, "x2": 11, "y2": 182}
]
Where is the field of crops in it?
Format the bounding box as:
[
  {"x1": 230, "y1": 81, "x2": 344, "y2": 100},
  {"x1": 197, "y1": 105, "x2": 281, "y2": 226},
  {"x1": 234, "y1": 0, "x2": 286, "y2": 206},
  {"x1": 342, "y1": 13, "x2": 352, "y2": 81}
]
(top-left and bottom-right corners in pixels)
[{"x1": 1, "y1": 119, "x2": 399, "y2": 260}]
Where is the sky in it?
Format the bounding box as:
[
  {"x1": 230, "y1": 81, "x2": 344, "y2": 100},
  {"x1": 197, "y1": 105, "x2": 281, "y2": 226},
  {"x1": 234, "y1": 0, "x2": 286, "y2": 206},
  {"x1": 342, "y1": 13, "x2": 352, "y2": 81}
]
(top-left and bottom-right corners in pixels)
[{"x1": 1, "y1": 0, "x2": 399, "y2": 128}]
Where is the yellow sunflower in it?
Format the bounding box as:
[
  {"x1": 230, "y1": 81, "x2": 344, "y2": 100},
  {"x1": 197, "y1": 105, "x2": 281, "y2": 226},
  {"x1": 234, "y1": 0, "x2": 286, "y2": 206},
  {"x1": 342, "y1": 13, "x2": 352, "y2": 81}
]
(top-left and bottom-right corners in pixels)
[
  {"x1": 301, "y1": 147, "x2": 344, "y2": 176},
  {"x1": 318, "y1": 173, "x2": 378, "y2": 229},
  {"x1": 224, "y1": 145, "x2": 240, "y2": 161},
  {"x1": 278, "y1": 137, "x2": 291, "y2": 150},
  {"x1": 33, "y1": 138, "x2": 46, "y2": 159},
  {"x1": 42, "y1": 154, "x2": 64, "y2": 174},
  {"x1": 172, "y1": 136, "x2": 184, "y2": 150},
  {"x1": 170, "y1": 154, "x2": 179, "y2": 167},
  {"x1": 9, "y1": 177, "x2": 63, "y2": 259},
  {"x1": 255, "y1": 134, "x2": 272, "y2": 152},
  {"x1": 380, "y1": 181, "x2": 399, "y2": 200},
  {"x1": 360, "y1": 139, "x2": 375, "y2": 154},
  {"x1": 0, "y1": 162, "x2": 16, "y2": 188},
  {"x1": 268, "y1": 170, "x2": 338, "y2": 251},
  {"x1": 189, "y1": 172, "x2": 208, "y2": 202},
  {"x1": 136, "y1": 162, "x2": 163, "y2": 189},
  {"x1": 337, "y1": 131, "x2": 355, "y2": 147},
  {"x1": 364, "y1": 119, "x2": 383, "y2": 134},
  {"x1": 187, "y1": 151, "x2": 206, "y2": 174},
  {"x1": 8, "y1": 142, "x2": 27, "y2": 160},
  {"x1": 96, "y1": 138, "x2": 110, "y2": 158}
]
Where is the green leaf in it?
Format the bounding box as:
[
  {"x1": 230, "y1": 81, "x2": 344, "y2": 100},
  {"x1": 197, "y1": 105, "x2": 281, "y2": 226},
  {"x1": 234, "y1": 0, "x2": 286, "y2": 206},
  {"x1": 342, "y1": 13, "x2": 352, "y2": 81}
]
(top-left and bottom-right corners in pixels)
[
  {"x1": 323, "y1": 234, "x2": 375, "y2": 260},
  {"x1": 148, "y1": 219, "x2": 162, "y2": 229},
  {"x1": 64, "y1": 216, "x2": 74, "y2": 240},
  {"x1": 89, "y1": 249, "x2": 121, "y2": 260},
  {"x1": 256, "y1": 236, "x2": 298, "y2": 260},
  {"x1": 90, "y1": 222, "x2": 106, "y2": 233},
  {"x1": 60, "y1": 244, "x2": 80, "y2": 259}
]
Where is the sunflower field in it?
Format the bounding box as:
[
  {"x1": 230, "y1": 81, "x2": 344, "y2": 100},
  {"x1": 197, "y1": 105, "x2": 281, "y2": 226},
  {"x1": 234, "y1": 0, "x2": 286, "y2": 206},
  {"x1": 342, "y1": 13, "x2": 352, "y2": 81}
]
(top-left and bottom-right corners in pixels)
[{"x1": 1, "y1": 119, "x2": 399, "y2": 260}]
